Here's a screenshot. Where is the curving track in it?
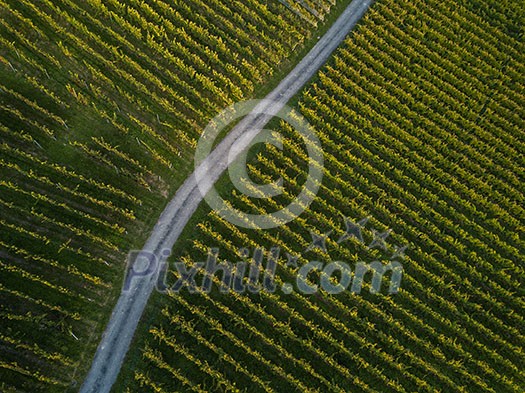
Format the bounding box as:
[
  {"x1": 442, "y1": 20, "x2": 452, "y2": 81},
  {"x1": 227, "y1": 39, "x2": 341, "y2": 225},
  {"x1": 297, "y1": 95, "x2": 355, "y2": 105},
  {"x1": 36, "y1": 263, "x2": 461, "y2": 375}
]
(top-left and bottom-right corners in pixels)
[{"x1": 80, "y1": 1, "x2": 373, "y2": 391}]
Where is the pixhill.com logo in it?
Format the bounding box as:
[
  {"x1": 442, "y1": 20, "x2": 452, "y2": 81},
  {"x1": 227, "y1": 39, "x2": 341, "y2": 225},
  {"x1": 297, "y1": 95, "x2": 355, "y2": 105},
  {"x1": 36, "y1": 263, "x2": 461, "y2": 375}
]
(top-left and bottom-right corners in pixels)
[{"x1": 123, "y1": 217, "x2": 406, "y2": 296}]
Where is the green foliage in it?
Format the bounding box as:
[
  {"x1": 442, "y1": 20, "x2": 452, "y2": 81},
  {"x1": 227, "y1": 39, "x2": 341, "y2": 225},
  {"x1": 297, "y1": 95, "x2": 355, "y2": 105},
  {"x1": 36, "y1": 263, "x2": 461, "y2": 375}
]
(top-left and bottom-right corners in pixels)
[
  {"x1": 0, "y1": 0, "x2": 321, "y2": 390},
  {"x1": 117, "y1": 0, "x2": 525, "y2": 392}
]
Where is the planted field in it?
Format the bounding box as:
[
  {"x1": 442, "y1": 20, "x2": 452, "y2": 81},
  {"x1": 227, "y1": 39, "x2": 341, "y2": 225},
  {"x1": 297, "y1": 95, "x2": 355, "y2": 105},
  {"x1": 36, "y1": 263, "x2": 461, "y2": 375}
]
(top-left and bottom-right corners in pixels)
[
  {"x1": 0, "y1": 0, "x2": 338, "y2": 391},
  {"x1": 1, "y1": 0, "x2": 524, "y2": 392},
  {"x1": 116, "y1": 0, "x2": 524, "y2": 391}
]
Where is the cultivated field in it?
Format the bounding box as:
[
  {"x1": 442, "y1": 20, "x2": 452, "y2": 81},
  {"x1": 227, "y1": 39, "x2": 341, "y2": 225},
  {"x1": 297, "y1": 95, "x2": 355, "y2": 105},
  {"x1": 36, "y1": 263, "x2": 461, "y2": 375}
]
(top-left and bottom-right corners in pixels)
[
  {"x1": 0, "y1": 0, "x2": 337, "y2": 391},
  {"x1": 116, "y1": 0, "x2": 524, "y2": 391},
  {"x1": 1, "y1": 0, "x2": 524, "y2": 392}
]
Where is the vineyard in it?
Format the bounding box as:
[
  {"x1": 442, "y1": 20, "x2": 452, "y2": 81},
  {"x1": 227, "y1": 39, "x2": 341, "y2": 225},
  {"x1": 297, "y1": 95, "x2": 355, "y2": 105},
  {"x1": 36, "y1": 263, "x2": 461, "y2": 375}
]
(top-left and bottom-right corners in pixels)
[
  {"x1": 0, "y1": 0, "x2": 340, "y2": 391},
  {"x1": 1, "y1": 0, "x2": 524, "y2": 392},
  {"x1": 115, "y1": 0, "x2": 525, "y2": 392}
]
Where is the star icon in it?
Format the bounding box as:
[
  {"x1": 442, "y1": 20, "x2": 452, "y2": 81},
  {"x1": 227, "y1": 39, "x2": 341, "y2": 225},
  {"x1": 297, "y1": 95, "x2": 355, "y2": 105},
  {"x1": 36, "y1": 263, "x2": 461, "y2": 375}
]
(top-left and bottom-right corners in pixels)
[
  {"x1": 305, "y1": 230, "x2": 332, "y2": 253},
  {"x1": 368, "y1": 229, "x2": 392, "y2": 251},
  {"x1": 285, "y1": 253, "x2": 300, "y2": 268},
  {"x1": 390, "y1": 245, "x2": 408, "y2": 260},
  {"x1": 337, "y1": 216, "x2": 370, "y2": 244}
]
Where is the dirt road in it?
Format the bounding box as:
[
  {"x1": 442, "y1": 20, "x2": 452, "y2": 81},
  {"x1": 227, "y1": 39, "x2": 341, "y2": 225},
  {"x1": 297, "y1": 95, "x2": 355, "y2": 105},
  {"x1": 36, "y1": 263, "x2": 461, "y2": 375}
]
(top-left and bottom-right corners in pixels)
[{"x1": 80, "y1": 1, "x2": 373, "y2": 391}]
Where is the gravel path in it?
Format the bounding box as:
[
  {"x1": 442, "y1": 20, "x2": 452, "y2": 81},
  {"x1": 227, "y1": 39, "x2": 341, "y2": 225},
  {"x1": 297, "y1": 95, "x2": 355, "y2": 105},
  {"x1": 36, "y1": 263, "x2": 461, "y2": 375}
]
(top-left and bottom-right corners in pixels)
[{"x1": 80, "y1": 1, "x2": 373, "y2": 391}]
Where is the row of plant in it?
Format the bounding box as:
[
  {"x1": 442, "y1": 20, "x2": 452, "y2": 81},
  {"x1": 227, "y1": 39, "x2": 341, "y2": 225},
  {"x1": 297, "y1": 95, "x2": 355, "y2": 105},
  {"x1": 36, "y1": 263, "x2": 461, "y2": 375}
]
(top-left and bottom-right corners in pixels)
[
  {"x1": 120, "y1": 0, "x2": 524, "y2": 391},
  {"x1": 0, "y1": 0, "x2": 322, "y2": 390}
]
